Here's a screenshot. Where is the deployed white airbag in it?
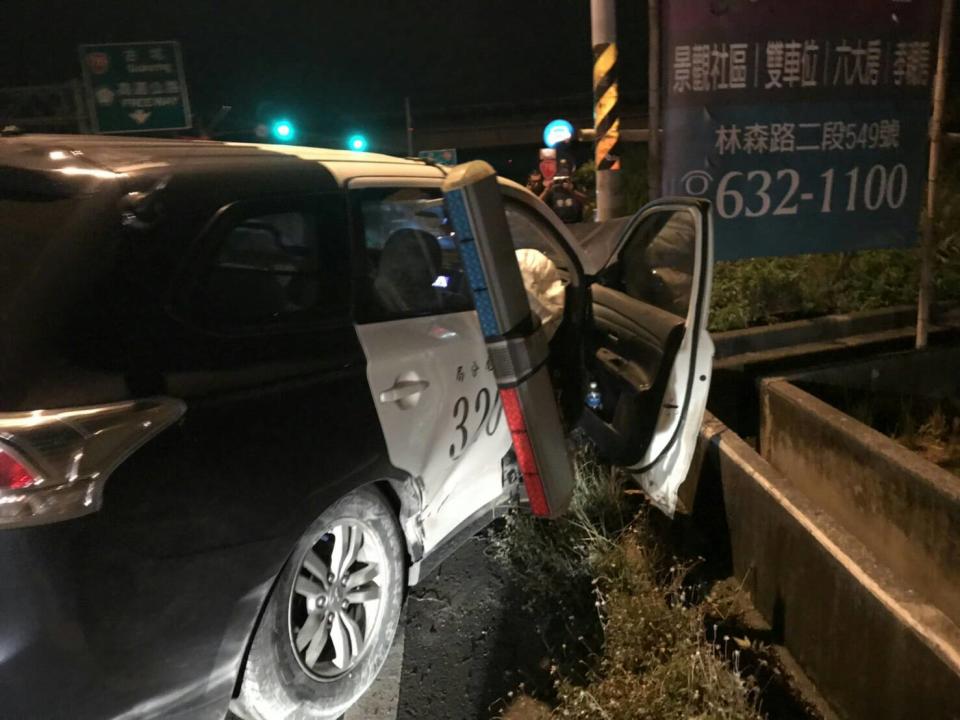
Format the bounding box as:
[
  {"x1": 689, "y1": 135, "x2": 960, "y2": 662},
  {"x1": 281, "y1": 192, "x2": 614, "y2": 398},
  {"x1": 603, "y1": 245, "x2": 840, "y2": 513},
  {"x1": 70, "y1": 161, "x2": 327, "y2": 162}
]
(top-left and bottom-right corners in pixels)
[{"x1": 515, "y1": 248, "x2": 566, "y2": 340}]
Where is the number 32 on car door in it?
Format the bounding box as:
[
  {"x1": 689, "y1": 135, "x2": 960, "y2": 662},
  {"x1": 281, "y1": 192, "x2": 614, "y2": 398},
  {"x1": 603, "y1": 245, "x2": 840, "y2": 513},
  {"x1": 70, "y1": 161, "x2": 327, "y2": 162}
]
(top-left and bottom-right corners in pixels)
[{"x1": 448, "y1": 356, "x2": 503, "y2": 460}]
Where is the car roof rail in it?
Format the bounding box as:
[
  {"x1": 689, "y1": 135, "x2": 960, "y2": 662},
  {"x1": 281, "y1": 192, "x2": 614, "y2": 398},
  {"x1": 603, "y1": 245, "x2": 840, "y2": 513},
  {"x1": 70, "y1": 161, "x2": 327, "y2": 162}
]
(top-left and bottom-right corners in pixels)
[{"x1": 406, "y1": 155, "x2": 450, "y2": 174}]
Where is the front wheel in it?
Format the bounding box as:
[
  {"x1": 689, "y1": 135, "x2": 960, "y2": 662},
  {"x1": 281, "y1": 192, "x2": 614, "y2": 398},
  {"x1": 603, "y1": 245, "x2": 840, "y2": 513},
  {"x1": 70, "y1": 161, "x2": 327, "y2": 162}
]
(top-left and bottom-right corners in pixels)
[{"x1": 231, "y1": 487, "x2": 405, "y2": 720}]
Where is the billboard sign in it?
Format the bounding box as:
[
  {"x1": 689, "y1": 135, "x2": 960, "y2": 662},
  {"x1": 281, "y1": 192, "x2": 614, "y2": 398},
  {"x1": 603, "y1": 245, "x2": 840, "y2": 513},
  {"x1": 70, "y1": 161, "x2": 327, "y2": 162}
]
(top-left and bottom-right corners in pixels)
[
  {"x1": 79, "y1": 41, "x2": 191, "y2": 134},
  {"x1": 661, "y1": 1, "x2": 940, "y2": 259}
]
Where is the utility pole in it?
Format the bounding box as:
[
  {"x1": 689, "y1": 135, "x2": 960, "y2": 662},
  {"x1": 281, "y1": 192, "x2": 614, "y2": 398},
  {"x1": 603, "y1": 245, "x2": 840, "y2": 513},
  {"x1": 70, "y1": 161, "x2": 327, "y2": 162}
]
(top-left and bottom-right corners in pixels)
[
  {"x1": 404, "y1": 96, "x2": 414, "y2": 157},
  {"x1": 647, "y1": 0, "x2": 661, "y2": 199},
  {"x1": 916, "y1": 0, "x2": 954, "y2": 348},
  {"x1": 591, "y1": 0, "x2": 625, "y2": 220}
]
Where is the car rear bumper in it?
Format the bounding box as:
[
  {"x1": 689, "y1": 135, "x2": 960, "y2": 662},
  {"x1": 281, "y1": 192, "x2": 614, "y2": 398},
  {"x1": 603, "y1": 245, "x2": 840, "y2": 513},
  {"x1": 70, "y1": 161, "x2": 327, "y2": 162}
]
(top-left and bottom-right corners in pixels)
[{"x1": 0, "y1": 515, "x2": 280, "y2": 719}]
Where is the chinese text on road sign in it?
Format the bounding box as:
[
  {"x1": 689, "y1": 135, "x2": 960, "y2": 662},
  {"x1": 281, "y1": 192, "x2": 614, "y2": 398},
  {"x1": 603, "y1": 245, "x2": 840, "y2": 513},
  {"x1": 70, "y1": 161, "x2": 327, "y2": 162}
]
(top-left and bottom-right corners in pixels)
[
  {"x1": 661, "y1": 1, "x2": 940, "y2": 259},
  {"x1": 80, "y1": 41, "x2": 191, "y2": 134}
]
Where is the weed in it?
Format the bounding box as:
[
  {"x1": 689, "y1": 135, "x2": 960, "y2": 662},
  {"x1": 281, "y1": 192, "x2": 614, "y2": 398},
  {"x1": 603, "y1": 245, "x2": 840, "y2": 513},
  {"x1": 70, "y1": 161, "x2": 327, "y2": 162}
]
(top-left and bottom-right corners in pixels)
[
  {"x1": 895, "y1": 399, "x2": 960, "y2": 476},
  {"x1": 817, "y1": 385, "x2": 960, "y2": 477},
  {"x1": 491, "y1": 446, "x2": 763, "y2": 719}
]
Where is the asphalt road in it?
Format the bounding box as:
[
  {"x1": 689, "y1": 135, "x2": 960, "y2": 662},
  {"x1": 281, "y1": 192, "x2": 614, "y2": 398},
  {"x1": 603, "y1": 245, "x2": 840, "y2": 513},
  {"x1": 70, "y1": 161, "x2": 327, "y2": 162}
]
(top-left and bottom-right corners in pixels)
[{"x1": 347, "y1": 528, "x2": 549, "y2": 720}]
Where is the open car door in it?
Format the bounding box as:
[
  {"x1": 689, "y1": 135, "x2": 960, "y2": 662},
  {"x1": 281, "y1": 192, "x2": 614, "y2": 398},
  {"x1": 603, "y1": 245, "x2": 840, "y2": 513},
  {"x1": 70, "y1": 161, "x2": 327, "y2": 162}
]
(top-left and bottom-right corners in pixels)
[{"x1": 580, "y1": 197, "x2": 714, "y2": 516}]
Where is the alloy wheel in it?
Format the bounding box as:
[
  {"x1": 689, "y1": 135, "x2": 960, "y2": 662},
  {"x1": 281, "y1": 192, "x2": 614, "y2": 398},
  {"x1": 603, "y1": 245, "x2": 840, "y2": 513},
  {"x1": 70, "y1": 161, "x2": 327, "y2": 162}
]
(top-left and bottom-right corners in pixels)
[{"x1": 288, "y1": 521, "x2": 386, "y2": 680}]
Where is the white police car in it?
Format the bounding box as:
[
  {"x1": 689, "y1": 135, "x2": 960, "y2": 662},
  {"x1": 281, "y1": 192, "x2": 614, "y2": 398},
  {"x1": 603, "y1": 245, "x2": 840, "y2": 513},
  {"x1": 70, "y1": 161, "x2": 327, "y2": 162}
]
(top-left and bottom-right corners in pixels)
[{"x1": 0, "y1": 135, "x2": 713, "y2": 719}]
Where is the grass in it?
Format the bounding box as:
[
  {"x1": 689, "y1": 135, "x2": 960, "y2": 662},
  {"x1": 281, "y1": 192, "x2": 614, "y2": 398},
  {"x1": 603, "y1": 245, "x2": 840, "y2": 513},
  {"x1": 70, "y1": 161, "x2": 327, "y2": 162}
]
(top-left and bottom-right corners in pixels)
[
  {"x1": 489, "y1": 446, "x2": 764, "y2": 719},
  {"x1": 706, "y1": 145, "x2": 960, "y2": 331},
  {"x1": 827, "y1": 387, "x2": 960, "y2": 478},
  {"x1": 707, "y1": 247, "x2": 948, "y2": 331},
  {"x1": 898, "y1": 404, "x2": 960, "y2": 476}
]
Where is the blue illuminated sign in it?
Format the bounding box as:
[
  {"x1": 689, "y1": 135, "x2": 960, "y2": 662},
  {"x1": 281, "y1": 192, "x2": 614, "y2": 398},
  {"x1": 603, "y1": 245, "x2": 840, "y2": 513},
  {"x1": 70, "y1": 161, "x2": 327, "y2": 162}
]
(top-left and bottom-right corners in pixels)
[{"x1": 543, "y1": 119, "x2": 574, "y2": 148}]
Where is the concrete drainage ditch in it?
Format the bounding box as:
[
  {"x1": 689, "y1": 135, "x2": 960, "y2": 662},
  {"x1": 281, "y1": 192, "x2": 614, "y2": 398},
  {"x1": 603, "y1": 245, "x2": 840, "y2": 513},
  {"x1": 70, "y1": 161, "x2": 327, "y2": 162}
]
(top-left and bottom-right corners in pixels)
[{"x1": 698, "y1": 331, "x2": 960, "y2": 719}]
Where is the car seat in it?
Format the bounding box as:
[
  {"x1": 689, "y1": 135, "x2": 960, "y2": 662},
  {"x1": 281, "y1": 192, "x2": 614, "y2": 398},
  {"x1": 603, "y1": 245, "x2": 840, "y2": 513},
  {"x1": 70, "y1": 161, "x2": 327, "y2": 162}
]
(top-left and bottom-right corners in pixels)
[{"x1": 373, "y1": 228, "x2": 443, "y2": 315}]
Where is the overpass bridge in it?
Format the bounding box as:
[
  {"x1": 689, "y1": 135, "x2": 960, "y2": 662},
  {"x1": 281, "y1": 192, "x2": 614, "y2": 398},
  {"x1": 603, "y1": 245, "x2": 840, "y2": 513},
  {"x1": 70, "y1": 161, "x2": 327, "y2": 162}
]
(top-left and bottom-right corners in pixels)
[{"x1": 0, "y1": 82, "x2": 647, "y2": 154}]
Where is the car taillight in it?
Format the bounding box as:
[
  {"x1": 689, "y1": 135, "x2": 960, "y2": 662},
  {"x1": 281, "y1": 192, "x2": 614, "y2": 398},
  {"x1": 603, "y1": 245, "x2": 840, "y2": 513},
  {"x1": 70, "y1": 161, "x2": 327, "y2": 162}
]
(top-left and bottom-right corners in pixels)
[
  {"x1": 0, "y1": 447, "x2": 38, "y2": 490},
  {"x1": 0, "y1": 398, "x2": 185, "y2": 528}
]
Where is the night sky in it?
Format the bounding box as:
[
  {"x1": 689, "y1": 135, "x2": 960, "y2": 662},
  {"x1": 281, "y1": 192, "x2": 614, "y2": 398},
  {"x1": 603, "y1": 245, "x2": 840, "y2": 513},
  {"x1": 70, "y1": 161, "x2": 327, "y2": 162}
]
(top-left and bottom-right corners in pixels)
[{"x1": 2, "y1": 1, "x2": 648, "y2": 135}]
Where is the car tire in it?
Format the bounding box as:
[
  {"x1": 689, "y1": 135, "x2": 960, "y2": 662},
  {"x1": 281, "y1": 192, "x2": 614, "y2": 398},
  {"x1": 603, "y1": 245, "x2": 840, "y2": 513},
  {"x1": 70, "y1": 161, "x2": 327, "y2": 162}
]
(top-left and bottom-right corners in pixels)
[{"x1": 231, "y1": 486, "x2": 405, "y2": 720}]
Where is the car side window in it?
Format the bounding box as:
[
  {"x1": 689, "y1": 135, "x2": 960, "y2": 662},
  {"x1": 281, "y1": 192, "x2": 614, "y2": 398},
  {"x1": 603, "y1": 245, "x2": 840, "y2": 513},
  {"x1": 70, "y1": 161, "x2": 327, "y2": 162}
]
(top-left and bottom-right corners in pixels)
[
  {"x1": 618, "y1": 209, "x2": 696, "y2": 319},
  {"x1": 504, "y1": 201, "x2": 573, "y2": 277},
  {"x1": 198, "y1": 197, "x2": 348, "y2": 328},
  {"x1": 354, "y1": 187, "x2": 473, "y2": 322}
]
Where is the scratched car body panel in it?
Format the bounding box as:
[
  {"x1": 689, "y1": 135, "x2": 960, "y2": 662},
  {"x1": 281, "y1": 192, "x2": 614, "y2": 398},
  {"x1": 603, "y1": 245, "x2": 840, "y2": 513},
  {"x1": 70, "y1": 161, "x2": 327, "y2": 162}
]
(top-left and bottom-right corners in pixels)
[
  {"x1": 355, "y1": 309, "x2": 511, "y2": 554},
  {"x1": 0, "y1": 134, "x2": 713, "y2": 719}
]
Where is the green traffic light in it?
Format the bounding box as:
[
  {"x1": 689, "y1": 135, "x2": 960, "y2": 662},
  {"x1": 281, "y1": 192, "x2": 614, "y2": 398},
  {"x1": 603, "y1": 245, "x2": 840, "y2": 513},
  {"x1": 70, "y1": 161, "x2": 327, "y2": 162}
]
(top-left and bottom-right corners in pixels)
[
  {"x1": 346, "y1": 133, "x2": 368, "y2": 152},
  {"x1": 272, "y1": 119, "x2": 295, "y2": 142}
]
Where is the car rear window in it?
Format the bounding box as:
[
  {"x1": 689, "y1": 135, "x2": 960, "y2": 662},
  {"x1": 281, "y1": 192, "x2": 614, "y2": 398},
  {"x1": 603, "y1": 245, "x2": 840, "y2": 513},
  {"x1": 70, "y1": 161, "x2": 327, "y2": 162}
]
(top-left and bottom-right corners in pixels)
[{"x1": 0, "y1": 193, "x2": 87, "y2": 309}]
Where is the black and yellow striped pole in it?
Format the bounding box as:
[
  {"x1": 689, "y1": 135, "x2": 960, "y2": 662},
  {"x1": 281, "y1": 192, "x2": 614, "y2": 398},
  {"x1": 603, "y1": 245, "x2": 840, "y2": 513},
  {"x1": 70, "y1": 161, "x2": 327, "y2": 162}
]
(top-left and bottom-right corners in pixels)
[
  {"x1": 593, "y1": 42, "x2": 620, "y2": 171},
  {"x1": 591, "y1": 0, "x2": 624, "y2": 220}
]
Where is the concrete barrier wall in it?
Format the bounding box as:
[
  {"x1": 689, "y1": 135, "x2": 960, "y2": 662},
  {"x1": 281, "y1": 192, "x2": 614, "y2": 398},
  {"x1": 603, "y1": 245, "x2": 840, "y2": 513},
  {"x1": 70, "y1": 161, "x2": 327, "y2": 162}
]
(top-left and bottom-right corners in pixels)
[
  {"x1": 759, "y1": 379, "x2": 960, "y2": 628},
  {"x1": 703, "y1": 414, "x2": 960, "y2": 719},
  {"x1": 706, "y1": 305, "x2": 960, "y2": 440},
  {"x1": 712, "y1": 303, "x2": 958, "y2": 360},
  {"x1": 712, "y1": 305, "x2": 919, "y2": 359}
]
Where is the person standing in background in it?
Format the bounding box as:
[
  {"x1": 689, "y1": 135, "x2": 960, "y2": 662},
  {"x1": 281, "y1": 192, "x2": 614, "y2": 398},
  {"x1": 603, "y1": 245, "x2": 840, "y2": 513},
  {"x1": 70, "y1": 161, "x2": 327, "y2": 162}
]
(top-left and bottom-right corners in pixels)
[
  {"x1": 540, "y1": 174, "x2": 587, "y2": 223},
  {"x1": 526, "y1": 169, "x2": 546, "y2": 196}
]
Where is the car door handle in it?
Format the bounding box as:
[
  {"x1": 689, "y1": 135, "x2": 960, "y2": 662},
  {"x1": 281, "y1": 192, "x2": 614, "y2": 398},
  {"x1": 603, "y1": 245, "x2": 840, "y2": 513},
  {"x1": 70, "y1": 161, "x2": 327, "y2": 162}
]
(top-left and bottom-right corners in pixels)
[{"x1": 379, "y1": 379, "x2": 430, "y2": 403}]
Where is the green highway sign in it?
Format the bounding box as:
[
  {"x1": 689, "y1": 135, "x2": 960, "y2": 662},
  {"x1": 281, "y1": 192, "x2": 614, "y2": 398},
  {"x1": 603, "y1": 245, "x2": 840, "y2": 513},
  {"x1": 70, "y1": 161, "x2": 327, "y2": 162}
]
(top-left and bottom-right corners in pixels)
[
  {"x1": 79, "y1": 41, "x2": 191, "y2": 134},
  {"x1": 418, "y1": 148, "x2": 458, "y2": 166}
]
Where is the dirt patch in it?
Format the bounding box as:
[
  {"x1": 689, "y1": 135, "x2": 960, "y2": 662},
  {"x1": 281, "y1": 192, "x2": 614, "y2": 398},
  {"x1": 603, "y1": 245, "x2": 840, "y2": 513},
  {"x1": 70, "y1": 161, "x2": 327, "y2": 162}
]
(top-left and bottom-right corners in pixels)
[{"x1": 499, "y1": 696, "x2": 552, "y2": 720}]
